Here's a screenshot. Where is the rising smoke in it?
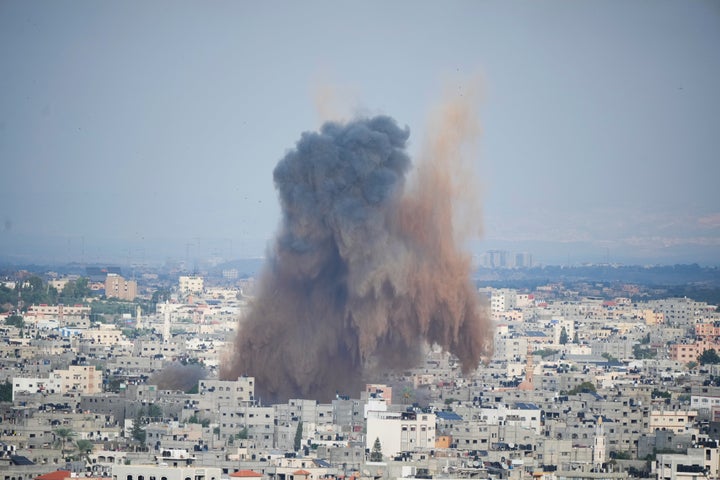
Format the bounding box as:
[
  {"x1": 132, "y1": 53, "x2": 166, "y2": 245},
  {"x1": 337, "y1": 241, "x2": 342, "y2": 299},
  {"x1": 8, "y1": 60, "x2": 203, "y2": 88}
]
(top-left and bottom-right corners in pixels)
[
  {"x1": 150, "y1": 362, "x2": 207, "y2": 393},
  {"x1": 221, "y1": 97, "x2": 492, "y2": 402}
]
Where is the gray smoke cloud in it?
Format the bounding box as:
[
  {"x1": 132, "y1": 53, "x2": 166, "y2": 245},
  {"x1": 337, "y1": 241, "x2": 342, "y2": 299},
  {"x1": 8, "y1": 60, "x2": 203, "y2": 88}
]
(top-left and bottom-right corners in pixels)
[
  {"x1": 150, "y1": 362, "x2": 207, "y2": 393},
  {"x1": 221, "y1": 106, "x2": 492, "y2": 402}
]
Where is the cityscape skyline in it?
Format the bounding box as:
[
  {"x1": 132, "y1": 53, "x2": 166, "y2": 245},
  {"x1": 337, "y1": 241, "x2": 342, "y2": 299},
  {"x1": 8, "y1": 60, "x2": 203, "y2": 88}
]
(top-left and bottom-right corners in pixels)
[{"x1": 1, "y1": 1, "x2": 719, "y2": 267}]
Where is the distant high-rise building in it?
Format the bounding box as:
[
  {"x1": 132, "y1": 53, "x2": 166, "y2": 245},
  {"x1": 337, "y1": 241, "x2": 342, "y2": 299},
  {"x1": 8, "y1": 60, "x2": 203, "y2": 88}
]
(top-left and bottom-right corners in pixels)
[
  {"x1": 222, "y1": 268, "x2": 239, "y2": 280},
  {"x1": 515, "y1": 252, "x2": 533, "y2": 268},
  {"x1": 481, "y1": 250, "x2": 533, "y2": 268}
]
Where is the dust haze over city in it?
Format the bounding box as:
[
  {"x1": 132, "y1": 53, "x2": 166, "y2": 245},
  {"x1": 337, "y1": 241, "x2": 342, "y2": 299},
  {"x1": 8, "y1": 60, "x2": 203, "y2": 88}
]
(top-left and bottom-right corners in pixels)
[{"x1": 1, "y1": 1, "x2": 719, "y2": 269}]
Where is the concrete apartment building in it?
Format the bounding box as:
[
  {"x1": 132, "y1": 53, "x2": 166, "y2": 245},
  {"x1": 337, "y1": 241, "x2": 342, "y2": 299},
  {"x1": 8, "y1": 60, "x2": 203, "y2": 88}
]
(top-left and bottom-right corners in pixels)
[
  {"x1": 179, "y1": 276, "x2": 204, "y2": 296},
  {"x1": 51, "y1": 364, "x2": 103, "y2": 394},
  {"x1": 14, "y1": 365, "x2": 102, "y2": 399},
  {"x1": 105, "y1": 273, "x2": 137, "y2": 301},
  {"x1": 649, "y1": 410, "x2": 698, "y2": 433},
  {"x1": 366, "y1": 410, "x2": 436, "y2": 458},
  {"x1": 198, "y1": 377, "x2": 255, "y2": 406},
  {"x1": 24, "y1": 304, "x2": 91, "y2": 325},
  {"x1": 112, "y1": 463, "x2": 223, "y2": 480}
]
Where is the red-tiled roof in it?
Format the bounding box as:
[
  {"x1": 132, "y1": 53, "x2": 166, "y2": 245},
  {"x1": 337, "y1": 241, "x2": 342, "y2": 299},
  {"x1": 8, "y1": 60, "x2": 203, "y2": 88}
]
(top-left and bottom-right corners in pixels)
[
  {"x1": 293, "y1": 470, "x2": 311, "y2": 476},
  {"x1": 230, "y1": 471, "x2": 263, "y2": 478},
  {"x1": 35, "y1": 471, "x2": 71, "y2": 480}
]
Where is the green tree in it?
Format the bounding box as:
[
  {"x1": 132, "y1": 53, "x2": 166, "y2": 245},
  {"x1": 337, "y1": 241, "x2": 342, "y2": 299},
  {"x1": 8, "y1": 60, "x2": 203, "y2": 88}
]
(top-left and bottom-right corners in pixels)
[
  {"x1": 53, "y1": 427, "x2": 75, "y2": 459},
  {"x1": 534, "y1": 348, "x2": 559, "y2": 359},
  {"x1": 131, "y1": 409, "x2": 146, "y2": 445},
  {"x1": 0, "y1": 284, "x2": 15, "y2": 311},
  {"x1": 237, "y1": 427, "x2": 248, "y2": 439},
  {"x1": 294, "y1": 421, "x2": 303, "y2": 452},
  {"x1": 74, "y1": 439, "x2": 94, "y2": 463},
  {"x1": 633, "y1": 344, "x2": 656, "y2": 359},
  {"x1": 699, "y1": 349, "x2": 720, "y2": 365},
  {"x1": 151, "y1": 288, "x2": 171, "y2": 305},
  {"x1": 147, "y1": 403, "x2": 162, "y2": 419},
  {"x1": 5, "y1": 314, "x2": 24, "y2": 328},
  {"x1": 370, "y1": 437, "x2": 383, "y2": 462},
  {"x1": 601, "y1": 352, "x2": 619, "y2": 363},
  {"x1": 0, "y1": 380, "x2": 12, "y2": 402},
  {"x1": 559, "y1": 326, "x2": 569, "y2": 345},
  {"x1": 59, "y1": 277, "x2": 91, "y2": 303},
  {"x1": 567, "y1": 382, "x2": 597, "y2": 395},
  {"x1": 651, "y1": 389, "x2": 671, "y2": 399}
]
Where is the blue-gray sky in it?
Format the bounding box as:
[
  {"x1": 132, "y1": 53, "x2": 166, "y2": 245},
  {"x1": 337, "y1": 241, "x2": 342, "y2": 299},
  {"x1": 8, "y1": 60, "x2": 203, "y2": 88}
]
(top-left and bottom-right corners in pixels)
[{"x1": 1, "y1": 1, "x2": 719, "y2": 266}]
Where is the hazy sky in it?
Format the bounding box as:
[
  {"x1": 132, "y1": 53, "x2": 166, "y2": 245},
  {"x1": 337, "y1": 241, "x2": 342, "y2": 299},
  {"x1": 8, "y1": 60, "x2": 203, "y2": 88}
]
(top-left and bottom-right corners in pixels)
[{"x1": 1, "y1": 1, "x2": 719, "y2": 266}]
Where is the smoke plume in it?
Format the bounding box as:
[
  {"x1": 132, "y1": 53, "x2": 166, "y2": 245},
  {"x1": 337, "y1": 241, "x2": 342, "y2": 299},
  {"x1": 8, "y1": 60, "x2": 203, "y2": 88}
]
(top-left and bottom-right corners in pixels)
[
  {"x1": 221, "y1": 97, "x2": 492, "y2": 401},
  {"x1": 150, "y1": 362, "x2": 207, "y2": 393}
]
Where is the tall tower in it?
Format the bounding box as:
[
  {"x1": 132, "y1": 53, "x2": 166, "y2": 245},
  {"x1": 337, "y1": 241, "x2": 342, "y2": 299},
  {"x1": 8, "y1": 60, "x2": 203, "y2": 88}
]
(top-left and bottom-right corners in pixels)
[
  {"x1": 519, "y1": 343, "x2": 534, "y2": 391},
  {"x1": 136, "y1": 305, "x2": 142, "y2": 330},
  {"x1": 163, "y1": 301, "x2": 171, "y2": 343},
  {"x1": 593, "y1": 417, "x2": 606, "y2": 470}
]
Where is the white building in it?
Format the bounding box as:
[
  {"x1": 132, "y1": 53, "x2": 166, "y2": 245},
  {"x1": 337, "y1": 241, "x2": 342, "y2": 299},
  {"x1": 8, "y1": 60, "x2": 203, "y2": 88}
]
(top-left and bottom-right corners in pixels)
[
  {"x1": 479, "y1": 403, "x2": 542, "y2": 435},
  {"x1": 198, "y1": 377, "x2": 255, "y2": 406},
  {"x1": 112, "y1": 464, "x2": 222, "y2": 480},
  {"x1": 12, "y1": 376, "x2": 62, "y2": 400},
  {"x1": 179, "y1": 276, "x2": 204, "y2": 295},
  {"x1": 654, "y1": 447, "x2": 720, "y2": 480},
  {"x1": 366, "y1": 410, "x2": 436, "y2": 458}
]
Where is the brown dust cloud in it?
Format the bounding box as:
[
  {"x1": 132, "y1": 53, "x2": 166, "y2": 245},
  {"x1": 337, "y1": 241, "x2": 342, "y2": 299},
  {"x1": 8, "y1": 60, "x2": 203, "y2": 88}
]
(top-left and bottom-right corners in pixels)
[{"x1": 220, "y1": 95, "x2": 493, "y2": 402}]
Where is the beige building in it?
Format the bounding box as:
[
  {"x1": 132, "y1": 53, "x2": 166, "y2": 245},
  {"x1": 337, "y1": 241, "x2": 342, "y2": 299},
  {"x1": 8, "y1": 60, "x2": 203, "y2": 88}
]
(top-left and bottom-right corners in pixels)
[
  {"x1": 83, "y1": 324, "x2": 127, "y2": 345},
  {"x1": 649, "y1": 410, "x2": 698, "y2": 433},
  {"x1": 25, "y1": 304, "x2": 90, "y2": 322},
  {"x1": 51, "y1": 364, "x2": 103, "y2": 394},
  {"x1": 105, "y1": 273, "x2": 137, "y2": 301}
]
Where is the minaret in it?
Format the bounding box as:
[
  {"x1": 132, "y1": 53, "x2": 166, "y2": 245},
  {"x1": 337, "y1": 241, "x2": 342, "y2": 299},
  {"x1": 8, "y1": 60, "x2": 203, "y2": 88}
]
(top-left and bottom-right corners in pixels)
[
  {"x1": 163, "y1": 301, "x2": 171, "y2": 343},
  {"x1": 519, "y1": 342, "x2": 534, "y2": 390},
  {"x1": 593, "y1": 416, "x2": 606, "y2": 470},
  {"x1": 136, "y1": 305, "x2": 142, "y2": 330}
]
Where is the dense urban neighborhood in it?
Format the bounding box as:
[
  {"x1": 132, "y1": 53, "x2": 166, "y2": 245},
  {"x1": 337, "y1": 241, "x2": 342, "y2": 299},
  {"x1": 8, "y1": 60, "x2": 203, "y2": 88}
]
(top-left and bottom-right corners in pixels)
[{"x1": 0, "y1": 264, "x2": 719, "y2": 480}]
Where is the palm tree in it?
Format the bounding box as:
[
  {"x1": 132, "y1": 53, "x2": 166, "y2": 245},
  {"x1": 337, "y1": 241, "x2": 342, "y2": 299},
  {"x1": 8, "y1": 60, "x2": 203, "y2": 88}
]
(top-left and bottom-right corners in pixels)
[
  {"x1": 74, "y1": 439, "x2": 94, "y2": 464},
  {"x1": 53, "y1": 427, "x2": 75, "y2": 460}
]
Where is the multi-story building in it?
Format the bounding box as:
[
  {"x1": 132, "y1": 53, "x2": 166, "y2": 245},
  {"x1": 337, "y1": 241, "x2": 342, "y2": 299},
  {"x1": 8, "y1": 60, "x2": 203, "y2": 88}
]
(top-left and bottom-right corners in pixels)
[
  {"x1": 670, "y1": 340, "x2": 720, "y2": 363},
  {"x1": 198, "y1": 377, "x2": 255, "y2": 407},
  {"x1": 366, "y1": 410, "x2": 436, "y2": 458},
  {"x1": 25, "y1": 304, "x2": 90, "y2": 323},
  {"x1": 649, "y1": 410, "x2": 698, "y2": 433},
  {"x1": 51, "y1": 364, "x2": 103, "y2": 394},
  {"x1": 82, "y1": 324, "x2": 127, "y2": 345},
  {"x1": 12, "y1": 376, "x2": 62, "y2": 400},
  {"x1": 105, "y1": 273, "x2": 137, "y2": 301},
  {"x1": 112, "y1": 463, "x2": 222, "y2": 480},
  {"x1": 179, "y1": 276, "x2": 204, "y2": 295}
]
